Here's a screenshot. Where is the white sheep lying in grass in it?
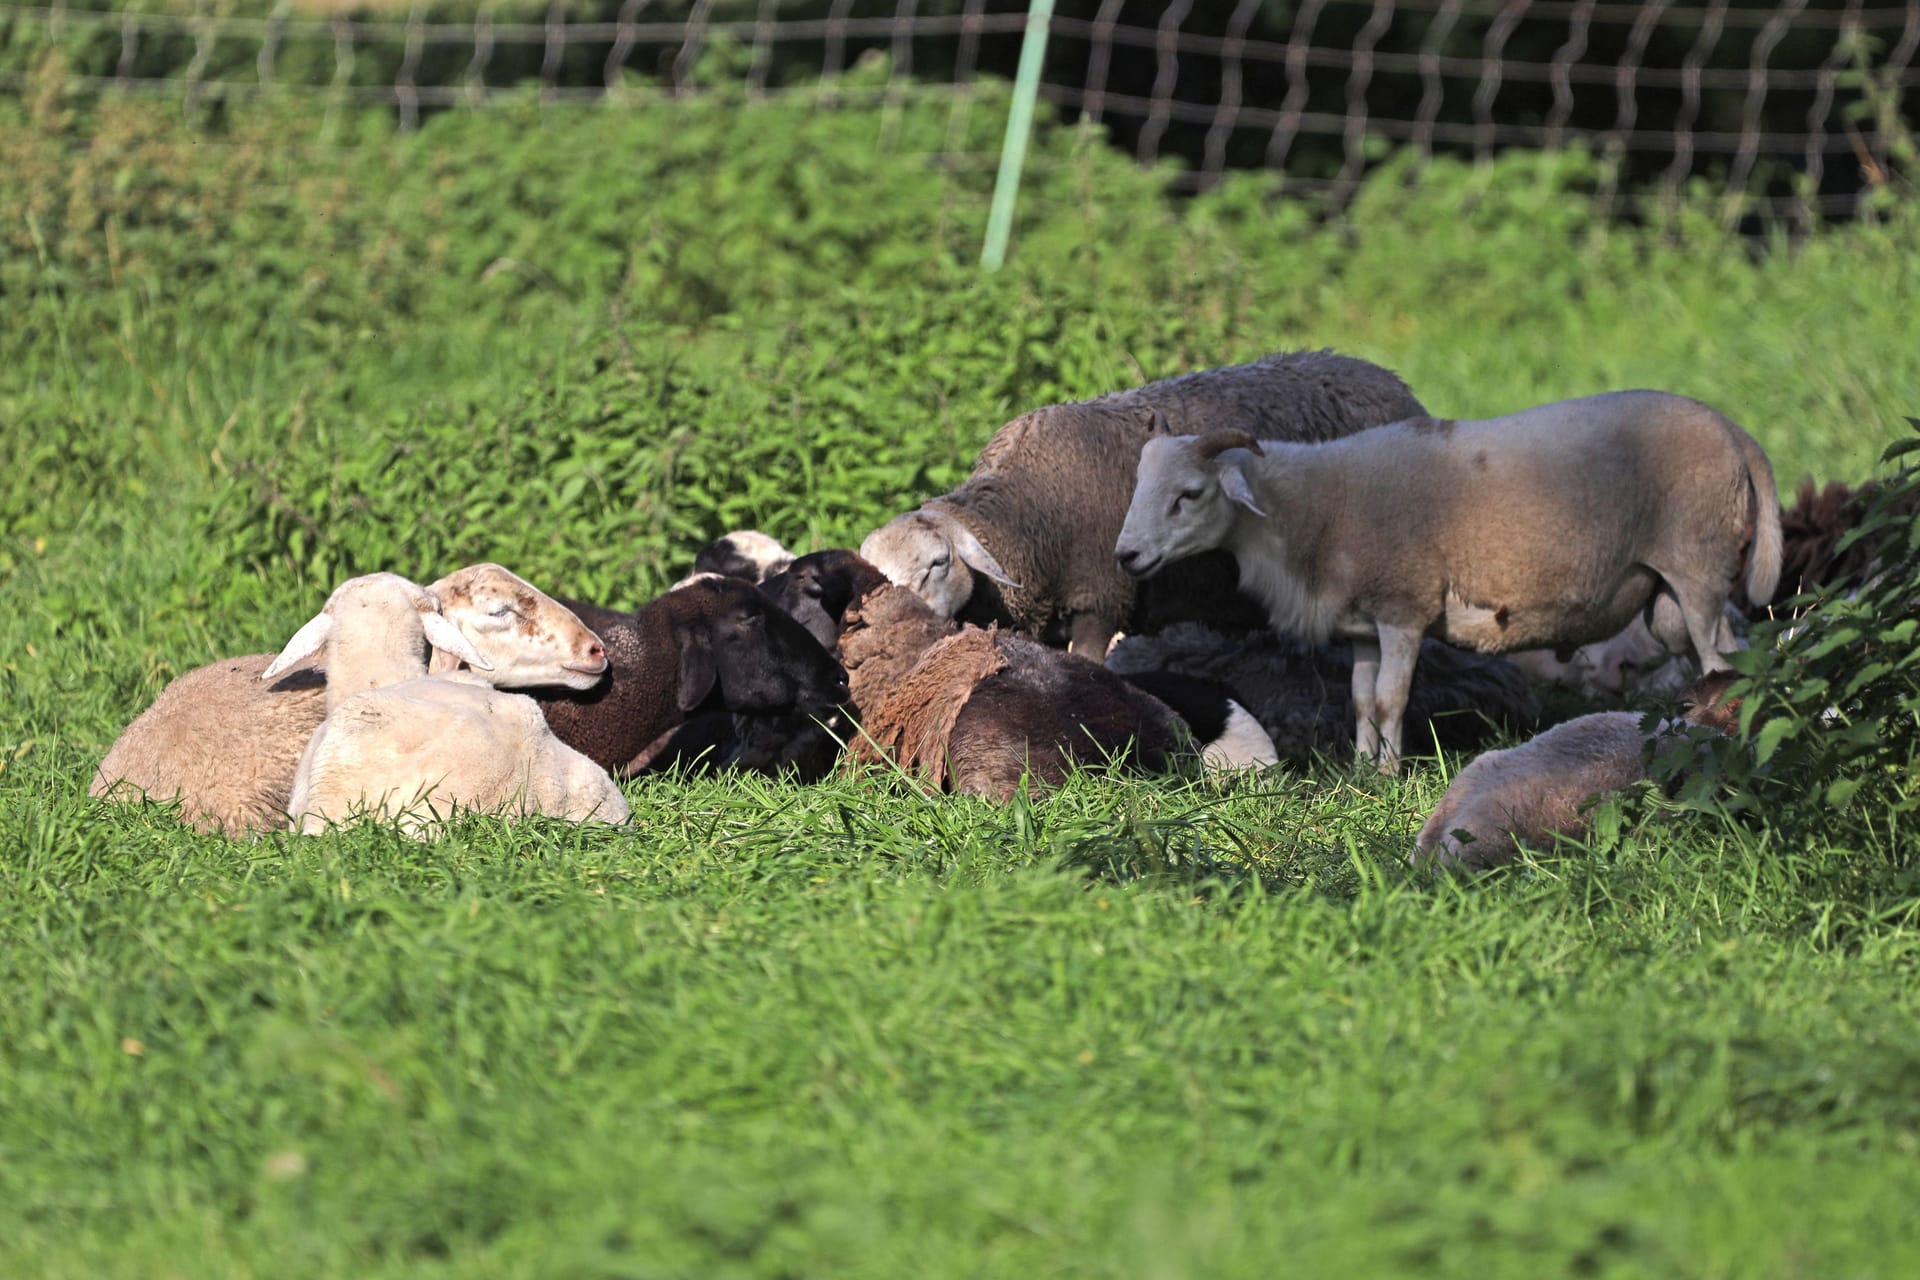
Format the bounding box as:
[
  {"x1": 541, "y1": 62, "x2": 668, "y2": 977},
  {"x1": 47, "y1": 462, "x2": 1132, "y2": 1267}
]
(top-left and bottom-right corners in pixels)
[
  {"x1": 90, "y1": 566, "x2": 609, "y2": 836},
  {"x1": 287, "y1": 670, "x2": 630, "y2": 837},
  {"x1": 1114, "y1": 391, "x2": 1782, "y2": 772}
]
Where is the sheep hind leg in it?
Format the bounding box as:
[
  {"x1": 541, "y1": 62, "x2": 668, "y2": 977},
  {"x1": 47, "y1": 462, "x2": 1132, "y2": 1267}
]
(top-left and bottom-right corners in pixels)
[
  {"x1": 1647, "y1": 575, "x2": 1737, "y2": 674},
  {"x1": 1350, "y1": 637, "x2": 1381, "y2": 766},
  {"x1": 1370, "y1": 625, "x2": 1423, "y2": 776}
]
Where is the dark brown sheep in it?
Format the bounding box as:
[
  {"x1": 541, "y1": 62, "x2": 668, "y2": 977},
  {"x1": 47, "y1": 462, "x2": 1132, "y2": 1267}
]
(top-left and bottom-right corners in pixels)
[
  {"x1": 759, "y1": 549, "x2": 893, "y2": 653},
  {"x1": 534, "y1": 576, "x2": 849, "y2": 777},
  {"x1": 838, "y1": 584, "x2": 1190, "y2": 802},
  {"x1": 1764, "y1": 475, "x2": 1920, "y2": 614},
  {"x1": 605, "y1": 551, "x2": 889, "y2": 781}
]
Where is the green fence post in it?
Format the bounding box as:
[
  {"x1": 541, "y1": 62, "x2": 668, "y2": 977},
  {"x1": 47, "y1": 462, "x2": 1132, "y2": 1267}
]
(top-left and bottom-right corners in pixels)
[{"x1": 980, "y1": 0, "x2": 1056, "y2": 270}]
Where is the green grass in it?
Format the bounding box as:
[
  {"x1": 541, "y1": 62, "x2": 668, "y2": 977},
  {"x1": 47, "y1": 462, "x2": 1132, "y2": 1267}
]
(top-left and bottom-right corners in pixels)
[{"x1": 5, "y1": 81, "x2": 1920, "y2": 1276}]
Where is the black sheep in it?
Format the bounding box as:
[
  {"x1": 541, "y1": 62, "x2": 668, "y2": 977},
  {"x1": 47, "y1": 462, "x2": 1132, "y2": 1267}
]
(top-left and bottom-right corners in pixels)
[{"x1": 533, "y1": 576, "x2": 848, "y2": 777}]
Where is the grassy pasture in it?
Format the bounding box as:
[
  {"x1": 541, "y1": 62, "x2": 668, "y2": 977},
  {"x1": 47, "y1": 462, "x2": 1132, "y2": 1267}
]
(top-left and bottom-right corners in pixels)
[{"x1": 5, "y1": 78, "x2": 1920, "y2": 1276}]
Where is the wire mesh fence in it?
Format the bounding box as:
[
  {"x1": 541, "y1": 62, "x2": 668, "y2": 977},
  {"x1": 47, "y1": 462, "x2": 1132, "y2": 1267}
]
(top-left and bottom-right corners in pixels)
[{"x1": 3, "y1": 1, "x2": 1917, "y2": 226}]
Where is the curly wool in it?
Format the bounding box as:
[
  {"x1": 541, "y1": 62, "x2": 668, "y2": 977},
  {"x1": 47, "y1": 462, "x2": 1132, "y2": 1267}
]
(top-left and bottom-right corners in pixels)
[{"x1": 847, "y1": 628, "x2": 1009, "y2": 790}]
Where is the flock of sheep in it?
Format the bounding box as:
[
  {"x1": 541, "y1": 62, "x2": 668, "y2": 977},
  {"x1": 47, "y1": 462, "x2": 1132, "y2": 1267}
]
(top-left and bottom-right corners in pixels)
[{"x1": 92, "y1": 348, "x2": 1879, "y2": 867}]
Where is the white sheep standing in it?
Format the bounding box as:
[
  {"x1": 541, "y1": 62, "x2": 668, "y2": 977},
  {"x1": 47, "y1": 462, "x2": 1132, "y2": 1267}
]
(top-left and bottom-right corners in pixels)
[
  {"x1": 90, "y1": 566, "x2": 609, "y2": 836},
  {"x1": 1113, "y1": 391, "x2": 1782, "y2": 772},
  {"x1": 860, "y1": 349, "x2": 1427, "y2": 658}
]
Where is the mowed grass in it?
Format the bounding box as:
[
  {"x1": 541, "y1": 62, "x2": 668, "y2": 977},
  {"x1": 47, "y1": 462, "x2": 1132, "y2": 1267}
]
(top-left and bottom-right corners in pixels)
[{"x1": 5, "y1": 84, "x2": 1920, "y2": 1276}]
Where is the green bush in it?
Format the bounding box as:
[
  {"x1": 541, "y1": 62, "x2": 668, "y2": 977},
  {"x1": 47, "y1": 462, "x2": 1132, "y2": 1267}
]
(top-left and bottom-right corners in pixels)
[{"x1": 1676, "y1": 420, "x2": 1920, "y2": 862}]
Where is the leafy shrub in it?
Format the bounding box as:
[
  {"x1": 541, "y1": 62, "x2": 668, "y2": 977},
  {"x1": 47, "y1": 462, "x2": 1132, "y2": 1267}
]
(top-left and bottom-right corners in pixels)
[{"x1": 1673, "y1": 418, "x2": 1920, "y2": 863}]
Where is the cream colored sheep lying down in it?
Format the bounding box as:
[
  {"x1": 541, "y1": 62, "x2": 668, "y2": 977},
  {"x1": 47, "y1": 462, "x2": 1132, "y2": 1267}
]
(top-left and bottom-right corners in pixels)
[
  {"x1": 1413, "y1": 672, "x2": 1741, "y2": 870},
  {"x1": 288, "y1": 673, "x2": 630, "y2": 837},
  {"x1": 90, "y1": 566, "x2": 609, "y2": 837}
]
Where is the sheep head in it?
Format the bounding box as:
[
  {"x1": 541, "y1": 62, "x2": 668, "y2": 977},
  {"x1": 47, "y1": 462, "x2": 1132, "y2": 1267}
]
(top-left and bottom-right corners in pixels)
[
  {"x1": 759, "y1": 549, "x2": 891, "y2": 651},
  {"x1": 263, "y1": 572, "x2": 491, "y2": 681},
  {"x1": 664, "y1": 576, "x2": 850, "y2": 718},
  {"x1": 858, "y1": 506, "x2": 1019, "y2": 619},
  {"x1": 679, "y1": 529, "x2": 796, "y2": 588},
  {"x1": 426, "y1": 563, "x2": 609, "y2": 691},
  {"x1": 1114, "y1": 432, "x2": 1268, "y2": 580}
]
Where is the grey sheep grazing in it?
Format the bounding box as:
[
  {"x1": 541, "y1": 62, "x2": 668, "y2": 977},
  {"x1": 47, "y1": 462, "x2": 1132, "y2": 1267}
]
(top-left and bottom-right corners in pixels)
[
  {"x1": 89, "y1": 566, "x2": 608, "y2": 837},
  {"x1": 859, "y1": 349, "x2": 1426, "y2": 659},
  {"x1": 1116, "y1": 391, "x2": 1783, "y2": 772},
  {"x1": 839, "y1": 583, "x2": 1198, "y2": 802},
  {"x1": 1414, "y1": 672, "x2": 1743, "y2": 870},
  {"x1": 1106, "y1": 622, "x2": 1538, "y2": 764}
]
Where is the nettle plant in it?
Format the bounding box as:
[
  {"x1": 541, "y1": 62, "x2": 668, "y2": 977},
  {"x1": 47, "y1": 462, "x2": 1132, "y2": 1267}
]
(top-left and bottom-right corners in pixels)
[{"x1": 1673, "y1": 418, "x2": 1920, "y2": 836}]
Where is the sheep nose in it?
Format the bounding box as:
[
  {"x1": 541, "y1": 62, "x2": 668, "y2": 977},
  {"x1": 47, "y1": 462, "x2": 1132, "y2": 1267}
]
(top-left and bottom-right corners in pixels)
[
  {"x1": 1115, "y1": 548, "x2": 1140, "y2": 572},
  {"x1": 586, "y1": 641, "x2": 606, "y2": 662}
]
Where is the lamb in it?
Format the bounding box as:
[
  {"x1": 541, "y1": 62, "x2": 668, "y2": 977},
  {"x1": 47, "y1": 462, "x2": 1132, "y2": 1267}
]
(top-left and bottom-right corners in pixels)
[
  {"x1": 532, "y1": 575, "x2": 850, "y2": 778},
  {"x1": 1114, "y1": 390, "x2": 1783, "y2": 773},
  {"x1": 90, "y1": 566, "x2": 609, "y2": 837},
  {"x1": 1505, "y1": 611, "x2": 1718, "y2": 703},
  {"x1": 287, "y1": 673, "x2": 630, "y2": 836},
  {"x1": 859, "y1": 349, "x2": 1427, "y2": 659},
  {"x1": 1413, "y1": 672, "x2": 1743, "y2": 870},
  {"x1": 1106, "y1": 621, "x2": 1538, "y2": 763},
  {"x1": 838, "y1": 581, "x2": 1249, "y2": 801}
]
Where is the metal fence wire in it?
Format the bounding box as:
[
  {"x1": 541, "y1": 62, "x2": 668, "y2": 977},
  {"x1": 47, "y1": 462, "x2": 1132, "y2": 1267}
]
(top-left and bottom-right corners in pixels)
[{"x1": 3, "y1": 1, "x2": 1917, "y2": 226}]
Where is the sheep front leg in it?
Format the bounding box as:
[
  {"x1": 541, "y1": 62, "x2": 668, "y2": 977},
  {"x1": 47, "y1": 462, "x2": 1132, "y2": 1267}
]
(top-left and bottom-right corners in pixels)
[
  {"x1": 1350, "y1": 636, "x2": 1381, "y2": 765},
  {"x1": 1068, "y1": 614, "x2": 1118, "y2": 663},
  {"x1": 1371, "y1": 625, "x2": 1422, "y2": 775}
]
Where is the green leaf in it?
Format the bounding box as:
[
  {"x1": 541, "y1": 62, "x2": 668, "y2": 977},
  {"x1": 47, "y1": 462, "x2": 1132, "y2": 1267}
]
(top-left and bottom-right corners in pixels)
[
  {"x1": 1753, "y1": 717, "x2": 1797, "y2": 765},
  {"x1": 1824, "y1": 776, "x2": 1865, "y2": 808}
]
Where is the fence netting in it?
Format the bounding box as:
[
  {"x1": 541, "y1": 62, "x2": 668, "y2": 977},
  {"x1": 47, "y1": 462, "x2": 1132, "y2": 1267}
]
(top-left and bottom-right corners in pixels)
[{"x1": 3, "y1": 1, "x2": 1916, "y2": 226}]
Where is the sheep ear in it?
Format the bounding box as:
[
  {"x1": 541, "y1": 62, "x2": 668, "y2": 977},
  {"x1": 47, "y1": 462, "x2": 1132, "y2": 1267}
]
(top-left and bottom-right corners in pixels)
[
  {"x1": 676, "y1": 633, "x2": 719, "y2": 712},
  {"x1": 943, "y1": 519, "x2": 1021, "y2": 590},
  {"x1": 262, "y1": 611, "x2": 334, "y2": 680},
  {"x1": 422, "y1": 611, "x2": 493, "y2": 673},
  {"x1": 1220, "y1": 466, "x2": 1267, "y2": 518}
]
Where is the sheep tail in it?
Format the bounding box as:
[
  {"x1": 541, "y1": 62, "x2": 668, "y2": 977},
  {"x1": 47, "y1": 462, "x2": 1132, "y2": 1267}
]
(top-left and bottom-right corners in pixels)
[{"x1": 1736, "y1": 425, "x2": 1783, "y2": 609}]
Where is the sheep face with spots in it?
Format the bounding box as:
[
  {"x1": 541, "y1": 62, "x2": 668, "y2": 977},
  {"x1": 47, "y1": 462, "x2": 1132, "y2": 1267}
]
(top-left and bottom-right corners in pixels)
[{"x1": 427, "y1": 563, "x2": 608, "y2": 690}]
